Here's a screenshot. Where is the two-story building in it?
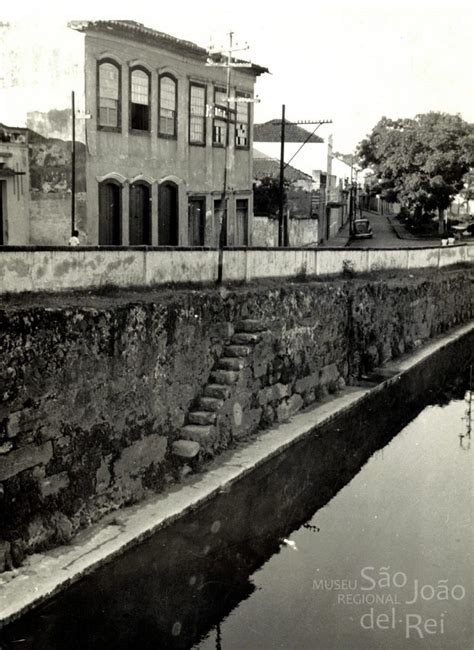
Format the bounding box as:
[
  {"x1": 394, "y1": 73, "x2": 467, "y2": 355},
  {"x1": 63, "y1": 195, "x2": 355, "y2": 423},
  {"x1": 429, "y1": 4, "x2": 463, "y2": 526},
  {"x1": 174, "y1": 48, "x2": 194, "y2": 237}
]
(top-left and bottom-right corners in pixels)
[{"x1": 69, "y1": 20, "x2": 268, "y2": 247}]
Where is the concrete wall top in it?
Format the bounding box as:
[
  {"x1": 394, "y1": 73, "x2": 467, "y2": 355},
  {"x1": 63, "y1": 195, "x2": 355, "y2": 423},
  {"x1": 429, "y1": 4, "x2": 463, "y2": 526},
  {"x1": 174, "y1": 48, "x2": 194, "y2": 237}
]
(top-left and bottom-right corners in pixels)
[{"x1": 0, "y1": 244, "x2": 471, "y2": 295}]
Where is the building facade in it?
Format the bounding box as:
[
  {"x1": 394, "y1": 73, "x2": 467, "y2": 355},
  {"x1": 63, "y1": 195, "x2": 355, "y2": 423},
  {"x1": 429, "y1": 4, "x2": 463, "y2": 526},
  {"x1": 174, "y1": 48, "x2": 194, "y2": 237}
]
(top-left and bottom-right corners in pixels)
[
  {"x1": 0, "y1": 124, "x2": 29, "y2": 245},
  {"x1": 71, "y1": 21, "x2": 267, "y2": 247}
]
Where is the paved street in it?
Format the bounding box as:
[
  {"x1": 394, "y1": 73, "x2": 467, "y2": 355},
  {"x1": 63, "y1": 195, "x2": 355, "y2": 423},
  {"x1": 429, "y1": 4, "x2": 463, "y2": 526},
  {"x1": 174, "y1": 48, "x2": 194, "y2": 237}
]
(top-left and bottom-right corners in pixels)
[{"x1": 347, "y1": 211, "x2": 442, "y2": 248}]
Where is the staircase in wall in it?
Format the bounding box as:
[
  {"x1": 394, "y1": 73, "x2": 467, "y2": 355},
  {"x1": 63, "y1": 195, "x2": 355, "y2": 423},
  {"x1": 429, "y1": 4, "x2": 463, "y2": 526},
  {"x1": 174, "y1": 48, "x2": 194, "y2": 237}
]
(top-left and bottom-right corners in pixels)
[{"x1": 171, "y1": 319, "x2": 268, "y2": 463}]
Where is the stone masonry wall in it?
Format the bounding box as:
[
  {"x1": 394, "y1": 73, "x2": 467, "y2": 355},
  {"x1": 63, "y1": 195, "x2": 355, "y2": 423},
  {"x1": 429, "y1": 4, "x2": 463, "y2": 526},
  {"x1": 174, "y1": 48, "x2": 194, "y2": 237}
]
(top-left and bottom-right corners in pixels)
[{"x1": 0, "y1": 269, "x2": 472, "y2": 570}]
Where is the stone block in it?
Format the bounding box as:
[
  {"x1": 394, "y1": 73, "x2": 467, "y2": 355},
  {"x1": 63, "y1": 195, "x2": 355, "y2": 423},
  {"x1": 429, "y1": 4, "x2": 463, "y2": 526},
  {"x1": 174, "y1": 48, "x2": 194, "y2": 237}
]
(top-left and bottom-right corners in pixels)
[
  {"x1": 113, "y1": 435, "x2": 167, "y2": 483},
  {"x1": 0, "y1": 441, "x2": 53, "y2": 482},
  {"x1": 181, "y1": 425, "x2": 213, "y2": 443},
  {"x1": 209, "y1": 322, "x2": 234, "y2": 340},
  {"x1": 198, "y1": 396, "x2": 224, "y2": 411},
  {"x1": 295, "y1": 372, "x2": 320, "y2": 394},
  {"x1": 258, "y1": 383, "x2": 291, "y2": 406},
  {"x1": 210, "y1": 370, "x2": 239, "y2": 385},
  {"x1": 172, "y1": 440, "x2": 200, "y2": 459},
  {"x1": 0, "y1": 540, "x2": 13, "y2": 572},
  {"x1": 40, "y1": 471, "x2": 70, "y2": 498},
  {"x1": 224, "y1": 345, "x2": 252, "y2": 358},
  {"x1": 276, "y1": 394, "x2": 303, "y2": 422},
  {"x1": 217, "y1": 357, "x2": 245, "y2": 371},
  {"x1": 235, "y1": 319, "x2": 266, "y2": 333},
  {"x1": 319, "y1": 363, "x2": 339, "y2": 387},
  {"x1": 204, "y1": 384, "x2": 232, "y2": 400},
  {"x1": 53, "y1": 435, "x2": 73, "y2": 456},
  {"x1": 0, "y1": 442, "x2": 13, "y2": 454},
  {"x1": 96, "y1": 457, "x2": 112, "y2": 494}
]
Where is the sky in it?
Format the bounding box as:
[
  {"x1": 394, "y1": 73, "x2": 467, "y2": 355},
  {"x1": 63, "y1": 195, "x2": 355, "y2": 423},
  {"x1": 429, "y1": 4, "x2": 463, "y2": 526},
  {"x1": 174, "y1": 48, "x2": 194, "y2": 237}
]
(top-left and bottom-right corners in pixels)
[{"x1": 1, "y1": 0, "x2": 473, "y2": 174}]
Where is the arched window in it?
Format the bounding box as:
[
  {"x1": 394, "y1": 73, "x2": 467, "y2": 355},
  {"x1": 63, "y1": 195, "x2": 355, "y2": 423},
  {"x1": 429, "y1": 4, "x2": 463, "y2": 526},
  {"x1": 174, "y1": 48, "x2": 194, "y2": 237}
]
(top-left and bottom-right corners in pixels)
[
  {"x1": 98, "y1": 61, "x2": 121, "y2": 130},
  {"x1": 159, "y1": 74, "x2": 177, "y2": 138},
  {"x1": 130, "y1": 67, "x2": 150, "y2": 131}
]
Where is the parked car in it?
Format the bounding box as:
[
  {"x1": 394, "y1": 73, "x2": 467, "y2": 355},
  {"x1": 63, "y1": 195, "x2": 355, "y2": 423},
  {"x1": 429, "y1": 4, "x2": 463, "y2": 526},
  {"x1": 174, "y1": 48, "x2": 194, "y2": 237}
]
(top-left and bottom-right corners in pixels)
[{"x1": 353, "y1": 218, "x2": 373, "y2": 239}]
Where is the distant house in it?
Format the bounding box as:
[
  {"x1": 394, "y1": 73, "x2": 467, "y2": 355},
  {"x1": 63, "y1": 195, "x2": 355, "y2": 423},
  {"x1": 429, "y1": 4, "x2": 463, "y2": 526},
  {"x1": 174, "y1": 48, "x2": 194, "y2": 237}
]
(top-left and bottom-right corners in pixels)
[
  {"x1": 253, "y1": 148, "x2": 313, "y2": 216},
  {"x1": 252, "y1": 149, "x2": 318, "y2": 247},
  {"x1": 0, "y1": 124, "x2": 29, "y2": 245}
]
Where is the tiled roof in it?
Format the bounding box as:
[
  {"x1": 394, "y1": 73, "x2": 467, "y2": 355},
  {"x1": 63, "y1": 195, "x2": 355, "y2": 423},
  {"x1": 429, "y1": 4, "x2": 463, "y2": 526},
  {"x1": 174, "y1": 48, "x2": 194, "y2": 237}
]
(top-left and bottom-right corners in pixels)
[
  {"x1": 254, "y1": 119, "x2": 324, "y2": 143},
  {"x1": 69, "y1": 21, "x2": 268, "y2": 76},
  {"x1": 253, "y1": 150, "x2": 312, "y2": 183}
]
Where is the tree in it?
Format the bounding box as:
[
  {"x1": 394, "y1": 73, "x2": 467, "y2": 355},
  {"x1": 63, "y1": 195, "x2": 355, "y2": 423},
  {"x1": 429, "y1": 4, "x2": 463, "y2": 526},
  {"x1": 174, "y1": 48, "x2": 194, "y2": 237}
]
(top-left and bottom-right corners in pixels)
[
  {"x1": 357, "y1": 113, "x2": 474, "y2": 233},
  {"x1": 253, "y1": 176, "x2": 288, "y2": 216}
]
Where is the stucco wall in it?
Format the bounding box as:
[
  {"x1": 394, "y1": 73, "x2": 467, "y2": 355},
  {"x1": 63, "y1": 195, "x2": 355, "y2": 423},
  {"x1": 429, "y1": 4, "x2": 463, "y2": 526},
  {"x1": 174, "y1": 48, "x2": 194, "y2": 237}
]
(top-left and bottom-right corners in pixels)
[
  {"x1": 0, "y1": 244, "x2": 471, "y2": 294},
  {"x1": 0, "y1": 141, "x2": 30, "y2": 245},
  {"x1": 0, "y1": 269, "x2": 472, "y2": 570},
  {"x1": 29, "y1": 192, "x2": 87, "y2": 246}
]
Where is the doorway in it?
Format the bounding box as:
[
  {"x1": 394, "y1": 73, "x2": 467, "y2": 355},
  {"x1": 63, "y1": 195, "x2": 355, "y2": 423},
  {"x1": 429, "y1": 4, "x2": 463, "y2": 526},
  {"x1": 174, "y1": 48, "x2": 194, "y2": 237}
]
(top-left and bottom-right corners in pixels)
[
  {"x1": 99, "y1": 181, "x2": 122, "y2": 245},
  {"x1": 158, "y1": 182, "x2": 178, "y2": 245},
  {"x1": 129, "y1": 182, "x2": 151, "y2": 245},
  {"x1": 188, "y1": 197, "x2": 205, "y2": 246}
]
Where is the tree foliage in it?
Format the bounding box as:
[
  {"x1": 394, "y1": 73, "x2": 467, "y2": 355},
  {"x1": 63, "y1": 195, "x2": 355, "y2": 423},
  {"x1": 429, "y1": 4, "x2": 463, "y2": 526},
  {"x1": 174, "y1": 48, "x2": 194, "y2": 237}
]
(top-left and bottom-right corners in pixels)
[
  {"x1": 253, "y1": 176, "x2": 288, "y2": 216},
  {"x1": 357, "y1": 113, "x2": 474, "y2": 226}
]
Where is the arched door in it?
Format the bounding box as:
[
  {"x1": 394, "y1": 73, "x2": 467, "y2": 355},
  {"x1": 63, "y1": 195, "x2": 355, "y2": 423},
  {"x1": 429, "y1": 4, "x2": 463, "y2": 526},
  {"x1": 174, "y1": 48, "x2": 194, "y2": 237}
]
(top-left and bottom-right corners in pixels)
[
  {"x1": 158, "y1": 182, "x2": 178, "y2": 245},
  {"x1": 99, "y1": 181, "x2": 122, "y2": 245},
  {"x1": 129, "y1": 182, "x2": 151, "y2": 245}
]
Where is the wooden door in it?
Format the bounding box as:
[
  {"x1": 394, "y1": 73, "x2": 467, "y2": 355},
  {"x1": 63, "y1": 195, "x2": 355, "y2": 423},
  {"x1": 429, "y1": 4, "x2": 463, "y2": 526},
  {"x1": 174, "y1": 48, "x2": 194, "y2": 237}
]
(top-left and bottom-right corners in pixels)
[
  {"x1": 188, "y1": 198, "x2": 205, "y2": 246},
  {"x1": 99, "y1": 182, "x2": 121, "y2": 245},
  {"x1": 0, "y1": 182, "x2": 4, "y2": 245},
  {"x1": 235, "y1": 199, "x2": 248, "y2": 246},
  {"x1": 158, "y1": 182, "x2": 178, "y2": 245},
  {"x1": 129, "y1": 183, "x2": 151, "y2": 245}
]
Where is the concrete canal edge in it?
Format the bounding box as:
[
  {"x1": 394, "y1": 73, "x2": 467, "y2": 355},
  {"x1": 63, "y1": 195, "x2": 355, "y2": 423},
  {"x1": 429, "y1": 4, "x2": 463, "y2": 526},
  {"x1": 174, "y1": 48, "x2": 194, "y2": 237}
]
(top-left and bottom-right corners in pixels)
[{"x1": 0, "y1": 321, "x2": 473, "y2": 627}]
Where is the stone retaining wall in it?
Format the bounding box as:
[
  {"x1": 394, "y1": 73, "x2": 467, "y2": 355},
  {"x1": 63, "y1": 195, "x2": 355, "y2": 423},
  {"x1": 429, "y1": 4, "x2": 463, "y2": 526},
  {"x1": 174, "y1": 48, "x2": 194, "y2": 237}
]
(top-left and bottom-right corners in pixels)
[{"x1": 0, "y1": 269, "x2": 472, "y2": 569}]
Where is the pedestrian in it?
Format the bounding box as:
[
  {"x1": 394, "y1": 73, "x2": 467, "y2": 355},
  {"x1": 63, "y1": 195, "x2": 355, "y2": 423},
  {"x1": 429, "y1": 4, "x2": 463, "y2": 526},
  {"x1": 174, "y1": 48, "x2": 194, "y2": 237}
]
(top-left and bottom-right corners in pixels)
[{"x1": 68, "y1": 229, "x2": 80, "y2": 247}]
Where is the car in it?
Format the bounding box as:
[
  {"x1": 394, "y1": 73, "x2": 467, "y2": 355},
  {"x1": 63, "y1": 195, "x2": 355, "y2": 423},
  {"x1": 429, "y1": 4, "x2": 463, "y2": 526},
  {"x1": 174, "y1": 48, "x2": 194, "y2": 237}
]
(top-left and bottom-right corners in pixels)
[{"x1": 353, "y1": 218, "x2": 373, "y2": 239}]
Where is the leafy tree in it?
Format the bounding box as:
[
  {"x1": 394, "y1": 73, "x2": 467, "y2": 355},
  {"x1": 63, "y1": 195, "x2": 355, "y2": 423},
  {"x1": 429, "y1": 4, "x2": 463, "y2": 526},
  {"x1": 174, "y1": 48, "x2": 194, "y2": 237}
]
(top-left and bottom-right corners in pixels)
[
  {"x1": 253, "y1": 176, "x2": 288, "y2": 216},
  {"x1": 357, "y1": 112, "x2": 474, "y2": 233}
]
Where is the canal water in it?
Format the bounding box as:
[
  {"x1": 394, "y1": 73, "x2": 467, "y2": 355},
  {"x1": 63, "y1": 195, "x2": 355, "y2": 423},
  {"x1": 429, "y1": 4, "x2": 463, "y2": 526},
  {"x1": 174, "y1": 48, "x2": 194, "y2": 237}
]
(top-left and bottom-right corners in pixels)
[{"x1": 1, "y1": 378, "x2": 472, "y2": 649}]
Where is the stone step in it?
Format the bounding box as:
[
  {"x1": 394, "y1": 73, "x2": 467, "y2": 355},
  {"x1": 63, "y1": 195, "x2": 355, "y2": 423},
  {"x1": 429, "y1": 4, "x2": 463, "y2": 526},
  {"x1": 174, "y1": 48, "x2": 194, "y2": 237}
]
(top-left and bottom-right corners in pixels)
[
  {"x1": 235, "y1": 319, "x2": 267, "y2": 333},
  {"x1": 224, "y1": 344, "x2": 252, "y2": 358},
  {"x1": 188, "y1": 410, "x2": 217, "y2": 425},
  {"x1": 181, "y1": 425, "x2": 213, "y2": 443},
  {"x1": 203, "y1": 383, "x2": 232, "y2": 399},
  {"x1": 172, "y1": 439, "x2": 201, "y2": 459},
  {"x1": 210, "y1": 370, "x2": 239, "y2": 385},
  {"x1": 231, "y1": 332, "x2": 262, "y2": 345},
  {"x1": 216, "y1": 357, "x2": 244, "y2": 371},
  {"x1": 198, "y1": 396, "x2": 225, "y2": 411}
]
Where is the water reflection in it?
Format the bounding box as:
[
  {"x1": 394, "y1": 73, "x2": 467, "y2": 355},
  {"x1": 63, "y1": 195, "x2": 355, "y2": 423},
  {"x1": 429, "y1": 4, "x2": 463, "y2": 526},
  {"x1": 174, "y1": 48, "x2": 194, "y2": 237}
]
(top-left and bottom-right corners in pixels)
[{"x1": 1, "y1": 373, "x2": 471, "y2": 649}]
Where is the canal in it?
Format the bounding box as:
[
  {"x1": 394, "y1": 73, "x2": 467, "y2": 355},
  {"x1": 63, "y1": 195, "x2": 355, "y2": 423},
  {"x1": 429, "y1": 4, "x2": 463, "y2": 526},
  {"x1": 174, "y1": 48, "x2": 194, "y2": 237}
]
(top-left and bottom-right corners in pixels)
[{"x1": 1, "y1": 375, "x2": 472, "y2": 649}]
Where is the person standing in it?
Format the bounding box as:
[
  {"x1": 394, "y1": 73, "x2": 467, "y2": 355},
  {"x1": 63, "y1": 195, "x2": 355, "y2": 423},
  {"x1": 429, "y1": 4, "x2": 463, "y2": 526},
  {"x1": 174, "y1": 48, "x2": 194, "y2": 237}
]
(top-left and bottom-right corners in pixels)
[{"x1": 68, "y1": 229, "x2": 80, "y2": 247}]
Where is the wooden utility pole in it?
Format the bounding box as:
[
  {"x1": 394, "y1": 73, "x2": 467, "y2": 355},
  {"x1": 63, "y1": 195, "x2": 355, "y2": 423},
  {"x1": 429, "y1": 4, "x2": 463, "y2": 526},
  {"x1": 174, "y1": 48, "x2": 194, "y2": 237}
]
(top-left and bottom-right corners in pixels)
[
  {"x1": 275, "y1": 115, "x2": 332, "y2": 247},
  {"x1": 278, "y1": 105, "x2": 286, "y2": 247},
  {"x1": 71, "y1": 90, "x2": 76, "y2": 235},
  {"x1": 206, "y1": 32, "x2": 258, "y2": 282}
]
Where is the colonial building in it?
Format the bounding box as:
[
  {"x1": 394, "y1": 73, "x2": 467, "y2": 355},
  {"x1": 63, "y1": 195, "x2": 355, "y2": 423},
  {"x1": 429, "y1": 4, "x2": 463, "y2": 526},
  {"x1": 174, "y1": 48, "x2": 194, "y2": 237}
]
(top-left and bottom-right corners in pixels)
[
  {"x1": 69, "y1": 20, "x2": 268, "y2": 246},
  {"x1": 0, "y1": 124, "x2": 29, "y2": 245}
]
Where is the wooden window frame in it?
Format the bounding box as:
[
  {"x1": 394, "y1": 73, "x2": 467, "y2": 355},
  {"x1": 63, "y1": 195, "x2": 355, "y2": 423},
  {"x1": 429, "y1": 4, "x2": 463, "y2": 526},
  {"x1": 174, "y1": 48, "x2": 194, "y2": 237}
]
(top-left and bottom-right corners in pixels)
[
  {"x1": 235, "y1": 91, "x2": 251, "y2": 150},
  {"x1": 188, "y1": 81, "x2": 207, "y2": 147},
  {"x1": 212, "y1": 86, "x2": 228, "y2": 148},
  {"x1": 97, "y1": 59, "x2": 122, "y2": 133},
  {"x1": 129, "y1": 65, "x2": 151, "y2": 134},
  {"x1": 158, "y1": 73, "x2": 178, "y2": 140}
]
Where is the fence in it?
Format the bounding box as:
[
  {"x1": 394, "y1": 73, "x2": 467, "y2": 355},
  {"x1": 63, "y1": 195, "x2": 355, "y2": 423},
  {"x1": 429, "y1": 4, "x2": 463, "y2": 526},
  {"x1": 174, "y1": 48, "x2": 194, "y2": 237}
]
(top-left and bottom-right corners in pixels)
[{"x1": 0, "y1": 244, "x2": 472, "y2": 295}]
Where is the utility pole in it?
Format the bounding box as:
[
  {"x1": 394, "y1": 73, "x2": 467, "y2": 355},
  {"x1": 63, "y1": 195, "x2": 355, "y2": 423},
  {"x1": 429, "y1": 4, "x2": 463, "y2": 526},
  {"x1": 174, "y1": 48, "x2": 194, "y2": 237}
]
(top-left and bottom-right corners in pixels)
[
  {"x1": 206, "y1": 32, "x2": 258, "y2": 282},
  {"x1": 274, "y1": 115, "x2": 332, "y2": 246},
  {"x1": 71, "y1": 90, "x2": 76, "y2": 235},
  {"x1": 278, "y1": 105, "x2": 286, "y2": 247}
]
